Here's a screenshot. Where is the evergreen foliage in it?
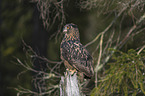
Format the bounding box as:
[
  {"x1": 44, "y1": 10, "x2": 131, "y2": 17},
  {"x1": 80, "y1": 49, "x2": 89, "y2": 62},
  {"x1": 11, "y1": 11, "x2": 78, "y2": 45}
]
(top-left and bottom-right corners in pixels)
[{"x1": 91, "y1": 49, "x2": 145, "y2": 96}]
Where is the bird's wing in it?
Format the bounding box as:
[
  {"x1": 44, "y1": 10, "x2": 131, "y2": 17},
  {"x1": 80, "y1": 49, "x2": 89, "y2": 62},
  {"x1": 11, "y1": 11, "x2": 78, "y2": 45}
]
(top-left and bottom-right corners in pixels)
[{"x1": 61, "y1": 40, "x2": 94, "y2": 77}]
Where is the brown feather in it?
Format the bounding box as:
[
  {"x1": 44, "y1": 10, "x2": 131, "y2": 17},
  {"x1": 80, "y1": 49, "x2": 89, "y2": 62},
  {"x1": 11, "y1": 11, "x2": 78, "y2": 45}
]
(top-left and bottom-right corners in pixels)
[{"x1": 60, "y1": 23, "x2": 94, "y2": 78}]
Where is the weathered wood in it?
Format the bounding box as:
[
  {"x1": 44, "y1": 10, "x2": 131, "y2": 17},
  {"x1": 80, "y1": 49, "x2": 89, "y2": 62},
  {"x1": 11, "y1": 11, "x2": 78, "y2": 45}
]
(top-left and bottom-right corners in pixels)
[{"x1": 60, "y1": 71, "x2": 83, "y2": 96}]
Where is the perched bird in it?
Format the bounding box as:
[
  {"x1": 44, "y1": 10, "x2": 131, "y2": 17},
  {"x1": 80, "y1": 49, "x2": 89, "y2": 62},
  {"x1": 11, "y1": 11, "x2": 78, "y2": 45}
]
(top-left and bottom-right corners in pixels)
[{"x1": 60, "y1": 23, "x2": 94, "y2": 78}]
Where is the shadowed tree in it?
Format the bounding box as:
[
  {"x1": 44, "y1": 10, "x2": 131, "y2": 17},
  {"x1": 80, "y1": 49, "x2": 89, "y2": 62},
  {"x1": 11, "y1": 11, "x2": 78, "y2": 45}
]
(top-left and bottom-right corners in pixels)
[
  {"x1": 13, "y1": 0, "x2": 145, "y2": 96},
  {"x1": 32, "y1": 4, "x2": 49, "y2": 93},
  {"x1": 0, "y1": 0, "x2": 2, "y2": 95}
]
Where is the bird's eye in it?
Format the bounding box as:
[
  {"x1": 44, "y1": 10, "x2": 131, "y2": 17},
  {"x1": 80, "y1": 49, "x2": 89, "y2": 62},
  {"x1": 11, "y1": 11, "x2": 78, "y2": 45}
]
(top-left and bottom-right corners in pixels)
[{"x1": 67, "y1": 26, "x2": 69, "y2": 29}]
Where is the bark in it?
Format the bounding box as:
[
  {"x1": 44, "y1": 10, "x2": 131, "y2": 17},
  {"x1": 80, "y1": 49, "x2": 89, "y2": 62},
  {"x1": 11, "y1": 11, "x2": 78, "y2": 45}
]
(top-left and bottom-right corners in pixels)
[{"x1": 60, "y1": 71, "x2": 84, "y2": 96}]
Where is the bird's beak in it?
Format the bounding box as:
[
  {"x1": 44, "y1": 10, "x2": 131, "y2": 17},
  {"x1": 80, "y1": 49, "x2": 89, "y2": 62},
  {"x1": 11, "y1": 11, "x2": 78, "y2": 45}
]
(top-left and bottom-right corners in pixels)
[{"x1": 63, "y1": 27, "x2": 67, "y2": 33}]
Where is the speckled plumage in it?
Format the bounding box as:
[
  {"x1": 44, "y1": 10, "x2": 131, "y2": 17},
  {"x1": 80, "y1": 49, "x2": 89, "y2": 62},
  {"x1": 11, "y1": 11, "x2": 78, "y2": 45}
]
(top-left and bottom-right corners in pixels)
[{"x1": 60, "y1": 23, "x2": 94, "y2": 78}]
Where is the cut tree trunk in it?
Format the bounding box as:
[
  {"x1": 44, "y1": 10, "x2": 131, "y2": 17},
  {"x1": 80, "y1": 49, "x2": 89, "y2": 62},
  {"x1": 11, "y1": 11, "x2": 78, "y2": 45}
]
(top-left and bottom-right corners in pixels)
[{"x1": 60, "y1": 71, "x2": 84, "y2": 96}]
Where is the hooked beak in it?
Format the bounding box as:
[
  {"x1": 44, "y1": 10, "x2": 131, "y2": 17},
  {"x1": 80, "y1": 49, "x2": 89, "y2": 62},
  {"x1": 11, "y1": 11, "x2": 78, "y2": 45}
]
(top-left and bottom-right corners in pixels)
[{"x1": 63, "y1": 27, "x2": 67, "y2": 33}]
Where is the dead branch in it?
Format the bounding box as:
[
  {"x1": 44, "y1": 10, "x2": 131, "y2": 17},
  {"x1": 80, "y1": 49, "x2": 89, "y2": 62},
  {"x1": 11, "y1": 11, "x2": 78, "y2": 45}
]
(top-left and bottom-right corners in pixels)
[
  {"x1": 85, "y1": 6, "x2": 127, "y2": 48},
  {"x1": 22, "y1": 40, "x2": 62, "y2": 64},
  {"x1": 31, "y1": 0, "x2": 66, "y2": 40},
  {"x1": 83, "y1": 0, "x2": 145, "y2": 88}
]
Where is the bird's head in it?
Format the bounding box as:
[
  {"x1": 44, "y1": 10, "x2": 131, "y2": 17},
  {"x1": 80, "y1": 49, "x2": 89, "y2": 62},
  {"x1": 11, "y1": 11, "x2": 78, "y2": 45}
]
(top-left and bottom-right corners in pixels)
[
  {"x1": 63, "y1": 23, "x2": 78, "y2": 33},
  {"x1": 63, "y1": 23, "x2": 80, "y2": 41}
]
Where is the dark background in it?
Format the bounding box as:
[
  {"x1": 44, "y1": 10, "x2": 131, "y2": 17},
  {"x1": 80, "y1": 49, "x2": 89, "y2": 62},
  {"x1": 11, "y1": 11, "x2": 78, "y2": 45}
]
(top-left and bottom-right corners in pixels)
[{"x1": 0, "y1": 0, "x2": 145, "y2": 95}]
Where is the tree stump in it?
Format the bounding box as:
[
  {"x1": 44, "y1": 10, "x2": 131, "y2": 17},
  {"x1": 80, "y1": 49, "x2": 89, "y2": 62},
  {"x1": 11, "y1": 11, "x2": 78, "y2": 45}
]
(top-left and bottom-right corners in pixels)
[{"x1": 60, "y1": 71, "x2": 83, "y2": 96}]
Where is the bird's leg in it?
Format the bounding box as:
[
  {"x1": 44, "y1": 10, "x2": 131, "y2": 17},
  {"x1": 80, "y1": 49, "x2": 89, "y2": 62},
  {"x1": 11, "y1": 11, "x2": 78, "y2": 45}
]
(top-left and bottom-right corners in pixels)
[
  {"x1": 66, "y1": 68, "x2": 77, "y2": 75},
  {"x1": 70, "y1": 69, "x2": 77, "y2": 75}
]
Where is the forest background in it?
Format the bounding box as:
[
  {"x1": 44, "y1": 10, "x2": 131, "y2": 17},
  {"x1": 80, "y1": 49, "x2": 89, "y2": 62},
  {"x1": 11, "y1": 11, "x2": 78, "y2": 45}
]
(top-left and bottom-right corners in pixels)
[{"x1": 1, "y1": 0, "x2": 145, "y2": 96}]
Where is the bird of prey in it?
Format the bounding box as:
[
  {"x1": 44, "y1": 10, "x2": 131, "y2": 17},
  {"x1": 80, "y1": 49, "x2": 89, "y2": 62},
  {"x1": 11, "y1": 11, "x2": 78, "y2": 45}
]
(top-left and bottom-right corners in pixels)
[{"x1": 60, "y1": 23, "x2": 94, "y2": 78}]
